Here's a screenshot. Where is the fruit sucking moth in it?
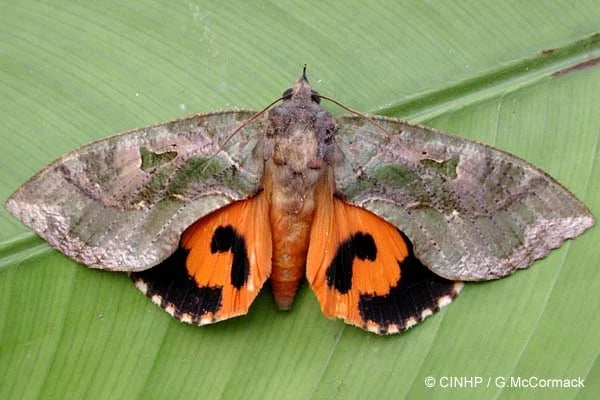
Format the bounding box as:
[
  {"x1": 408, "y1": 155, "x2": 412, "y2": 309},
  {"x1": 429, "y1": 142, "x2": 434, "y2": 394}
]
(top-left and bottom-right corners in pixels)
[{"x1": 5, "y1": 70, "x2": 594, "y2": 335}]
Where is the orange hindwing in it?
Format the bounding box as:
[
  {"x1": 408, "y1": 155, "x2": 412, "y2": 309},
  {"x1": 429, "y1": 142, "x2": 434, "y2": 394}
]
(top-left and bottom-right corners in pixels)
[
  {"x1": 131, "y1": 192, "x2": 271, "y2": 325},
  {"x1": 306, "y1": 176, "x2": 463, "y2": 334}
]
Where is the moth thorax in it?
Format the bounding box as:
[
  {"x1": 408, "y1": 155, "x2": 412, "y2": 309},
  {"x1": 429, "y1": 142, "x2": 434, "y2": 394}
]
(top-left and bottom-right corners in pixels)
[
  {"x1": 269, "y1": 128, "x2": 325, "y2": 201},
  {"x1": 272, "y1": 128, "x2": 319, "y2": 165}
]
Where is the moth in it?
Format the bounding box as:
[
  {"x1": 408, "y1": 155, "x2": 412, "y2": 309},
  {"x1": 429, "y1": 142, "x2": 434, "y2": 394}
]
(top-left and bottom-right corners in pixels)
[{"x1": 6, "y1": 70, "x2": 594, "y2": 335}]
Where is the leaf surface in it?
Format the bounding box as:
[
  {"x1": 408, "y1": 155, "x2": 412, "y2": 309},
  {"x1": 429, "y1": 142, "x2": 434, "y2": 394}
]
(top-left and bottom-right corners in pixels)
[{"x1": 1, "y1": 1, "x2": 599, "y2": 399}]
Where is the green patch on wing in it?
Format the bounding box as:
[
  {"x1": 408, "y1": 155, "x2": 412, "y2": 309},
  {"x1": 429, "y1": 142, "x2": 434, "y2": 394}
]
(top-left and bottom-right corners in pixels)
[
  {"x1": 372, "y1": 163, "x2": 418, "y2": 187},
  {"x1": 372, "y1": 163, "x2": 465, "y2": 213},
  {"x1": 420, "y1": 155, "x2": 459, "y2": 179},
  {"x1": 135, "y1": 167, "x2": 176, "y2": 203},
  {"x1": 166, "y1": 156, "x2": 231, "y2": 195},
  {"x1": 139, "y1": 147, "x2": 177, "y2": 171}
]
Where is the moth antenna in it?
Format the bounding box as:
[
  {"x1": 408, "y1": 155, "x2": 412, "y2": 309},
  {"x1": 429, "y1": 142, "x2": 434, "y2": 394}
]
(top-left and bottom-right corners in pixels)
[
  {"x1": 319, "y1": 94, "x2": 392, "y2": 138},
  {"x1": 201, "y1": 96, "x2": 284, "y2": 174}
]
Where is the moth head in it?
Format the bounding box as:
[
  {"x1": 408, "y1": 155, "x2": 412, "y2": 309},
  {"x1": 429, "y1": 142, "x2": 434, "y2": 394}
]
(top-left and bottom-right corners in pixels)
[{"x1": 281, "y1": 66, "x2": 321, "y2": 104}]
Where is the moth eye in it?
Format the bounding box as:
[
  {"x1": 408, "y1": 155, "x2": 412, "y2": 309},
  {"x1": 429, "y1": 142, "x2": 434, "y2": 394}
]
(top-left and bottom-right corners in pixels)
[
  {"x1": 311, "y1": 90, "x2": 321, "y2": 104},
  {"x1": 282, "y1": 88, "x2": 293, "y2": 99}
]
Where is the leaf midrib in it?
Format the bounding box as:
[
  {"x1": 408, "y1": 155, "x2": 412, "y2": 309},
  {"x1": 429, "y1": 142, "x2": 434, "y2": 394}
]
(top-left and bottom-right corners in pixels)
[{"x1": 372, "y1": 33, "x2": 600, "y2": 122}]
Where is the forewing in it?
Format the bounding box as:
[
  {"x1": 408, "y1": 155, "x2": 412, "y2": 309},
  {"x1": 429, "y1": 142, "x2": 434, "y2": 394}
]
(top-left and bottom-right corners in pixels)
[
  {"x1": 5, "y1": 111, "x2": 264, "y2": 271},
  {"x1": 333, "y1": 115, "x2": 594, "y2": 280}
]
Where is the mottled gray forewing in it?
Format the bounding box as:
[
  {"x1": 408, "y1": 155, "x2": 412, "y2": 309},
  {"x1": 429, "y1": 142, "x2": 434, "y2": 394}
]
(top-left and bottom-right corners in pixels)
[
  {"x1": 333, "y1": 115, "x2": 594, "y2": 281},
  {"x1": 6, "y1": 111, "x2": 264, "y2": 271}
]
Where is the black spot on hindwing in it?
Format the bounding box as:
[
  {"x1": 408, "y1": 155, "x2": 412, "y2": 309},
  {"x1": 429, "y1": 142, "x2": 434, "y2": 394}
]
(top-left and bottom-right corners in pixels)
[
  {"x1": 210, "y1": 225, "x2": 250, "y2": 289},
  {"x1": 358, "y1": 231, "x2": 460, "y2": 332},
  {"x1": 353, "y1": 232, "x2": 377, "y2": 261},
  {"x1": 326, "y1": 232, "x2": 377, "y2": 293},
  {"x1": 130, "y1": 247, "x2": 223, "y2": 320}
]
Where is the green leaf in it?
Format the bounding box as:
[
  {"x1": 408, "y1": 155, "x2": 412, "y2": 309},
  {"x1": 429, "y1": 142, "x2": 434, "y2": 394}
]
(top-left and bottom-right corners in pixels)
[{"x1": 1, "y1": 1, "x2": 598, "y2": 399}]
